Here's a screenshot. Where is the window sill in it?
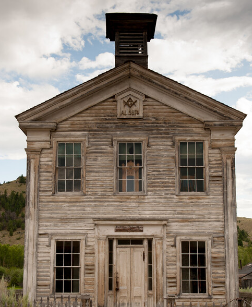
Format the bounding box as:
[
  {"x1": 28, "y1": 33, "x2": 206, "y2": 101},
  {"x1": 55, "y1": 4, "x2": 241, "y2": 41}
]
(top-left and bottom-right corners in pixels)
[
  {"x1": 176, "y1": 191, "x2": 208, "y2": 196},
  {"x1": 115, "y1": 192, "x2": 146, "y2": 196},
  {"x1": 177, "y1": 294, "x2": 212, "y2": 299},
  {"x1": 53, "y1": 191, "x2": 85, "y2": 196}
]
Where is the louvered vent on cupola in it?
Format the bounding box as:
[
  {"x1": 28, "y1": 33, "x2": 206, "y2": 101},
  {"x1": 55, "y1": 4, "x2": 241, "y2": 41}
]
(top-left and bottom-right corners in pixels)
[{"x1": 106, "y1": 13, "x2": 157, "y2": 68}]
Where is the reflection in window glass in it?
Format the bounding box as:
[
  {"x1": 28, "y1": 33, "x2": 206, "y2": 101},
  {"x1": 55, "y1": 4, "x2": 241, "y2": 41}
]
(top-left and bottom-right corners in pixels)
[
  {"x1": 55, "y1": 241, "x2": 80, "y2": 293},
  {"x1": 118, "y1": 142, "x2": 143, "y2": 192},
  {"x1": 57, "y1": 143, "x2": 82, "y2": 192}
]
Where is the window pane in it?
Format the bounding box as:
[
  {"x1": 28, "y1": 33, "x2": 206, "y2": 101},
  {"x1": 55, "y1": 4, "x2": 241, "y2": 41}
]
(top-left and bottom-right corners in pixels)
[
  {"x1": 58, "y1": 180, "x2": 65, "y2": 192},
  {"x1": 180, "y1": 155, "x2": 187, "y2": 166},
  {"x1": 180, "y1": 142, "x2": 187, "y2": 155},
  {"x1": 190, "y1": 268, "x2": 197, "y2": 280},
  {"x1": 56, "y1": 280, "x2": 63, "y2": 293},
  {"x1": 74, "y1": 168, "x2": 81, "y2": 179},
  {"x1": 182, "y1": 254, "x2": 189, "y2": 266},
  {"x1": 119, "y1": 143, "x2": 126, "y2": 154},
  {"x1": 74, "y1": 180, "x2": 81, "y2": 192},
  {"x1": 64, "y1": 241, "x2": 71, "y2": 253},
  {"x1": 188, "y1": 180, "x2": 196, "y2": 192},
  {"x1": 197, "y1": 180, "x2": 204, "y2": 192},
  {"x1": 58, "y1": 169, "x2": 65, "y2": 179},
  {"x1": 64, "y1": 267, "x2": 71, "y2": 279},
  {"x1": 135, "y1": 155, "x2": 142, "y2": 166},
  {"x1": 66, "y1": 155, "x2": 73, "y2": 167},
  {"x1": 72, "y1": 280, "x2": 79, "y2": 293},
  {"x1": 56, "y1": 254, "x2": 63, "y2": 266},
  {"x1": 180, "y1": 168, "x2": 187, "y2": 179},
  {"x1": 198, "y1": 268, "x2": 206, "y2": 280},
  {"x1": 127, "y1": 155, "x2": 134, "y2": 164},
  {"x1": 188, "y1": 155, "x2": 195, "y2": 166},
  {"x1": 135, "y1": 143, "x2": 142, "y2": 154},
  {"x1": 56, "y1": 241, "x2": 64, "y2": 253},
  {"x1": 127, "y1": 143, "x2": 134, "y2": 154},
  {"x1": 196, "y1": 168, "x2": 203, "y2": 179},
  {"x1": 182, "y1": 241, "x2": 189, "y2": 253},
  {"x1": 66, "y1": 180, "x2": 73, "y2": 192},
  {"x1": 66, "y1": 143, "x2": 73, "y2": 154},
  {"x1": 64, "y1": 254, "x2": 71, "y2": 266},
  {"x1": 138, "y1": 180, "x2": 142, "y2": 192},
  {"x1": 74, "y1": 143, "x2": 81, "y2": 154},
  {"x1": 119, "y1": 155, "x2": 126, "y2": 166},
  {"x1": 180, "y1": 180, "x2": 188, "y2": 192},
  {"x1": 66, "y1": 169, "x2": 73, "y2": 179},
  {"x1": 58, "y1": 156, "x2": 65, "y2": 167},
  {"x1": 196, "y1": 157, "x2": 203, "y2": 166},
  {"x1": 196, "y1": 142, "x2": 203, "y2": 155},
  {"x1": 188, "y1": 168, "x2": 195, "y2": 179},
  {"x1": 72, "y1": 268, "x2": 79, "y2": 279},
  {"x1": 127, "y1": 179, "x2": 134, "y2": 192},
  {"x1": 188, "y1": 142, "x2": 195, "y2": 155},
  {"x1": 148, "y1": 265, "x2": 152, "y2": 277},
  {"x1": 74, "y1": 155, "x2": 81, "y2": 167},
  {"x1": 198, "y1": 241, "x2": 205, "y2": 253},
  {"x1": 199, "y1": 281, "x2": 206, "y2": 293},
  {"x1": 119, "y1": 180, "x2": 123, "y2": 192},
  {"x1": 58, "y1": 143, "x2": 65, "y2": 155},
  {"x1": 72, "y1": 254, "x2": 79, "y2": 266},
  {"x1": 198, "y1": 254, "x2": 205, "y2": 266},
  {"x1": 148, "y1": 278, "x2": 152, "y2": 291},
  {"x1": 73, "y1": 241, "x2": 80, "y2": 253},
  {"x1": 191, "y1": 281, "x2": 198, "y2": 293},
  {"x1": 64, "y1": 280, "x2": 71, "y2": 292},
  {"x1": 182, "y1": 281, "x2": 189, "y2": 293},
  {"x1": 190, "y1": 241, "x2": 197, "y2": 253},
  {"x1": 182, "y1": 268, "x2": 189, "y2": 280},
  {"x1": 190, "y1": 254, "x2": 197, "y2": 266}
]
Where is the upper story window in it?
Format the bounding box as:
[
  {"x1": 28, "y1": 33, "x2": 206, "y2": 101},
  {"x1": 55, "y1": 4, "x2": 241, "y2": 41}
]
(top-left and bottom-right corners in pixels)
[
  {"x1": 179, "y1": 142, "x2": 204, "y2": 192},
  {"x1": 57, "y1": 143, "x2": 82, "y2": 192},
  {"x1": 118, "y1": 142, "x2": 143, "y2": 193}
]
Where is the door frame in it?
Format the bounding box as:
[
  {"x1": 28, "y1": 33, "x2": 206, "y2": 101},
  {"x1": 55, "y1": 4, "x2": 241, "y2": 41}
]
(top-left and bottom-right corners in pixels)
[{"x1": 95, "y1": 220, "x2": 167, "y2": 307}]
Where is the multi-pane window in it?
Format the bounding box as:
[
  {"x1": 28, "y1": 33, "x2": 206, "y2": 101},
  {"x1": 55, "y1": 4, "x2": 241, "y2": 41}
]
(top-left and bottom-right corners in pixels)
[
  {"x1": 181, "y1": 241, "x2": 206, "y2": 294},
  {"x1": 55, "y1": 241, "x2": 80, "y2": 293},
  {"x1": 108, "y1": 239, "x2": 113, "y2": 291},
  {"x1": 148, "y1": 239, "x2": 153, "y2": 291},
  {"x1": 179, "y1": 142, "x2": 204, "y2": 192},
  {"x1": 118, "y1": 142, "x2": 143, "y2": 192},
  {"x1": 57, "y1": 143, "x2": 82, "y2": 192}
]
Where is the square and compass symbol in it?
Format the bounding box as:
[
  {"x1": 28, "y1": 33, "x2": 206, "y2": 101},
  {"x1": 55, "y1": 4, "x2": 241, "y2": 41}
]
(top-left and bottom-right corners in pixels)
[{"x1": 116, "y1": 88, "x2": 144, "y2": 118}]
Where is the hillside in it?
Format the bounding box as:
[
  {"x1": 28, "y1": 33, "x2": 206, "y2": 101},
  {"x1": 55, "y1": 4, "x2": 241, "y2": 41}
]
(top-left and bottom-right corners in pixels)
[
  {"x1": 238, "y1": 217, "x2": 252, "y2": 241},
  {"x1": 0, "y1": 176, "x2": 26, "y2": 245}
]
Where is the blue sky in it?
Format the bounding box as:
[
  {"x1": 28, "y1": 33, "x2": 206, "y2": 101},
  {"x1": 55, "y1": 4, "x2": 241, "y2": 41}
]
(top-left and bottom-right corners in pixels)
[{"x1": 0, "y1": 0, "x2": 251, "y2": 218}]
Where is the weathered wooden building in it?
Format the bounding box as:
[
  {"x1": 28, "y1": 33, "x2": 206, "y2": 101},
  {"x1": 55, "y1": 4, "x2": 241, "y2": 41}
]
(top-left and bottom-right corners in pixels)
[{"x1": 16, "y1": 13, "x2": 246, "y2": 307}]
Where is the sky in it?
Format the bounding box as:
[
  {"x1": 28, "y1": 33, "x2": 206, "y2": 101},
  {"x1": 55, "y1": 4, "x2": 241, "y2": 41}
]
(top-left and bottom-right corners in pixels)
[{"x1": 0, "y1": 0, "x2": 251, "y2": 218}]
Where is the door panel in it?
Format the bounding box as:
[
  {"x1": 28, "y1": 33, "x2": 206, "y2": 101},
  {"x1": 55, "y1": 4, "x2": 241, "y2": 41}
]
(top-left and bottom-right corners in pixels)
[
  {"x1": 116, "y1": 248, "x2": 131, "y2": 307},
  {"x1": 116, "y1": 247, "x2": 144, "y2": 307},
  {"x1": 131, "y1": 247, "x2": 145, "y2": 307}
]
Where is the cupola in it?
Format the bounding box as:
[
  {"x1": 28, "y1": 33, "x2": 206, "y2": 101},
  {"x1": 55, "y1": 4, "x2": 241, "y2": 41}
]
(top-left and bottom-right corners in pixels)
[{"x1": 106, "y1": 13, "x2": 157, "y2": 68}]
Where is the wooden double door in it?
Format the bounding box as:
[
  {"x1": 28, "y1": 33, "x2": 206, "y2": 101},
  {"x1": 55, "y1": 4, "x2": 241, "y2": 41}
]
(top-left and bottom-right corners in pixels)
[{"x1": 116, "y1": 245, "x2": 145, "y2": 307}]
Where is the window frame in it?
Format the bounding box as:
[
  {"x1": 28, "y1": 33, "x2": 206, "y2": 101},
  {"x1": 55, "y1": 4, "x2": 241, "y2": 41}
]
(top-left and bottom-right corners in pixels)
[
  {"x1": 50, "y1": 234, "x2": 85, "y2": 296},
  {"x1": 175, "y1": 137, "x2": 209, "y2": 195},
  {"x1": 176, "y1": 236, "x2": 212, "y2": 298},
  {"x1": 113, "y1": 137, "x2": 148, "y2": 195},
  {"x1": 52, "y1": 134, "x2": 87, "y2": 195}
]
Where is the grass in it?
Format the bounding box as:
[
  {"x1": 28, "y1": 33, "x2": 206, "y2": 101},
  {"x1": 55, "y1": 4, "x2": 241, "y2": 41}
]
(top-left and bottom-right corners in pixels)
[{"x1": 240, "y1": 287, "x2": 252, "y2": 293}]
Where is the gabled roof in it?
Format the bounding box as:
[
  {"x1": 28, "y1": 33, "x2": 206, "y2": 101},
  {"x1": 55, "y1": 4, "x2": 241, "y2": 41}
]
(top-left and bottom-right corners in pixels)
[{"x1": 16, "y1": 61, "x2": 246, "y2": 134}]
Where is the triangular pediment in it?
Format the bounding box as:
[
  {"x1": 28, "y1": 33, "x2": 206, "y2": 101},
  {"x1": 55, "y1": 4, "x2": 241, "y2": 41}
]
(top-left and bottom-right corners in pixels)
[{"x1": 16, "y1": 62, "x2": 246, "y2": 134}]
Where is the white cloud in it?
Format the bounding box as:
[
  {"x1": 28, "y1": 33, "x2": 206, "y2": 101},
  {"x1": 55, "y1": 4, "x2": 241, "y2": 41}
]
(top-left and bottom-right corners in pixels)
[
  {"x1": 79, "y1": 52, "x2": 114, "y2": 70},
  {"x1": 166, "y1": 75, "x2": 252, "y2": 97},
  {"x1": 76, "y1": 69, "x2": 110, "y2": 83},
  {"x1": 0, "y1": 81, "x2": 60, "y2": 159}
]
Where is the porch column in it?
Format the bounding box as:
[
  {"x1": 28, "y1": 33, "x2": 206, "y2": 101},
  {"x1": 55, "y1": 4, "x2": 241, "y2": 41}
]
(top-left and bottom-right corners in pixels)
[
  {"x1": 23, "y1": 149, "x2": 40, "y2": 302},
  {"x1": 221, "y1": 147, "x2": 239, "y2": 307}
]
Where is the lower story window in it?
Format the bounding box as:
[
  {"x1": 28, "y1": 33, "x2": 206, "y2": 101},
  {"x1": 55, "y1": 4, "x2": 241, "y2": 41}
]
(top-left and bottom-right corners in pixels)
[
  {"x1": 55, "y1": 241, "x2": 80, "y2": 293},
  {"x1": 181, "y1": 240, "x2": 206, "y2": 294}
]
